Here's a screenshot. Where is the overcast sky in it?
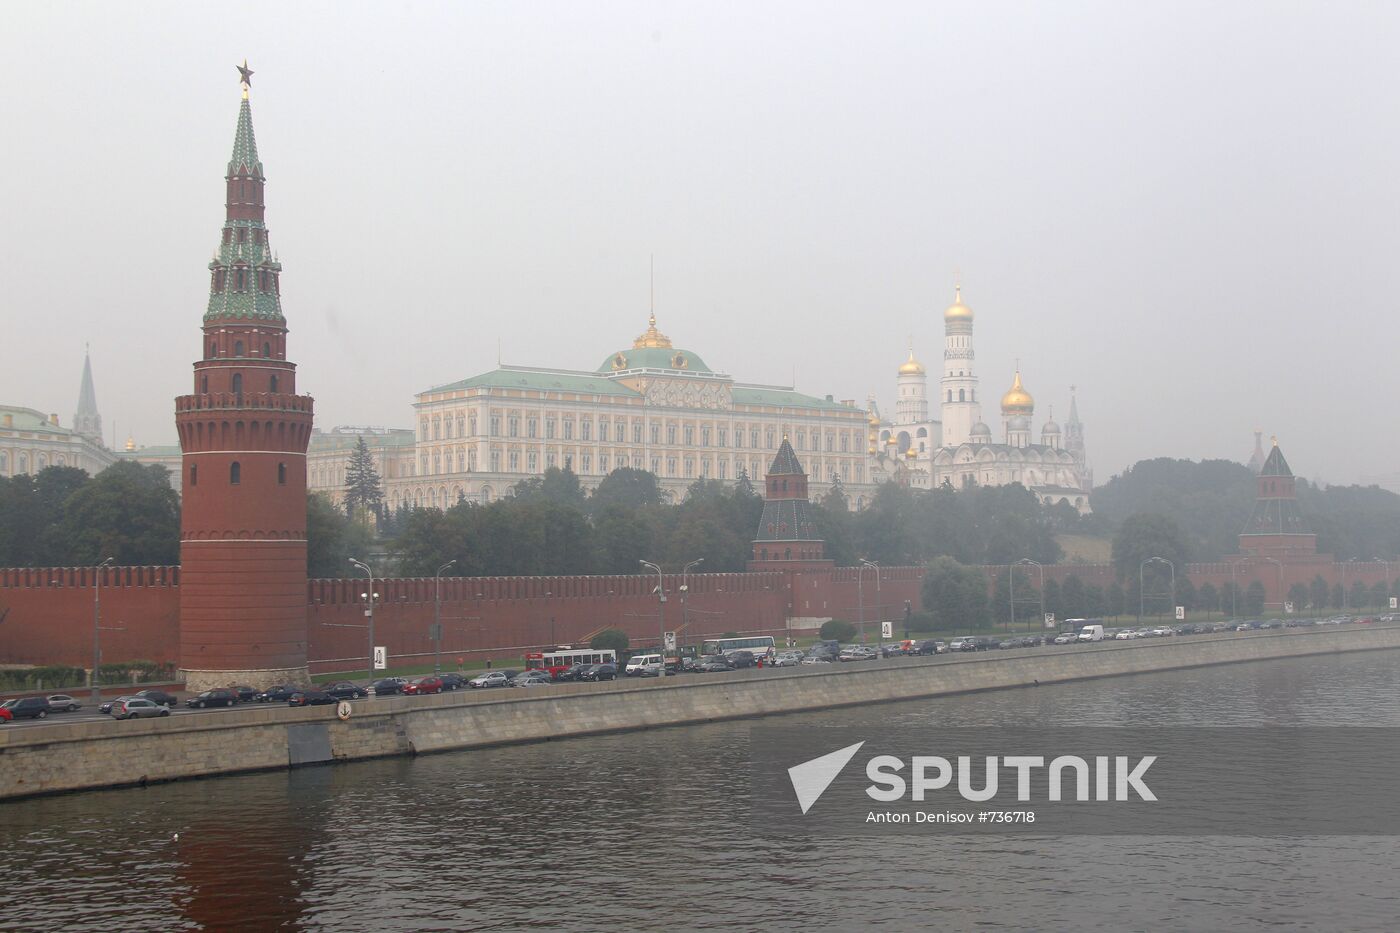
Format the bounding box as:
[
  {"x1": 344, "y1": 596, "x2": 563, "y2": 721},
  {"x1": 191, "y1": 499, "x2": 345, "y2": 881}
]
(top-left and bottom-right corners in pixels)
[{"x1": 3, "y1": 1, "x2": 1396, "y2": 487}]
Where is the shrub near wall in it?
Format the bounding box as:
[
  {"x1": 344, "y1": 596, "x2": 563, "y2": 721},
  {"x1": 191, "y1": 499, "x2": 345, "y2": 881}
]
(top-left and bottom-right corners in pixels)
[
  {"x1": 0, "y1": 666, "x2": 87, "y2": 691},
  {"x1": 95, "y1": 660, "x2": 177, "y2": 687}
]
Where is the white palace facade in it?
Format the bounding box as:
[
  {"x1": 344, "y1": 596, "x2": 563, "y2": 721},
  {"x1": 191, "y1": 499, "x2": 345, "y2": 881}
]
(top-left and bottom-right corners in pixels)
[{"x1": 308, "y1": 292, "x2": 1092, "y2": 514}]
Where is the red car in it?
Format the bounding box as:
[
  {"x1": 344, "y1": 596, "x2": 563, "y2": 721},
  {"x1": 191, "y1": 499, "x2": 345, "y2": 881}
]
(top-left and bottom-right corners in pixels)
[
  {"x1": 0, "y1": 707, "x2": 12, "y2": 723},
  {"x1": 402, "y1": 676, "x2": 444, "y2": 696}
]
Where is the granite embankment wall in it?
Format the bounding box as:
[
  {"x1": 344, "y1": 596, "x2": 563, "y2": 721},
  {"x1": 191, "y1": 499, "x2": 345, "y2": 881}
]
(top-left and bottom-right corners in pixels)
[{"x1": 4, "y1": 624, "x2": 1398, "y2": 801}]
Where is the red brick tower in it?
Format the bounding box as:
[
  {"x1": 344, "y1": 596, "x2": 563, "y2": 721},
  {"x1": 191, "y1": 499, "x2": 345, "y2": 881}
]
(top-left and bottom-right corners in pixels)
[
  {"x1": 1238, "y1": 437, "x2": 1316, "y2": 559},
  {"x1": 749, "y1": 438, "x2": 827, "y2": 565},
  {"x1": 175, "y1": 67, "x2": 314, "y2": 690}
]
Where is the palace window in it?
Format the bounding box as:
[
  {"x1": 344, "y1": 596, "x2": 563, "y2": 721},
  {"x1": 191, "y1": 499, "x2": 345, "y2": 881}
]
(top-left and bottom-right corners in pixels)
[
  {"x1": 650, "y1": 424, "x2": 660, "y2": 444},
  {"x1": 582, "y1": 454, "x2": 592, "y2": 473},
  {"x1": 490, "y1": 416, "x2": 500, "y2": 436},
  {"x1": 826, "y1": 434, "x2": 834, "y2": 452},
  {"x1": 433, "y1": 416, "x2": 441, "y2": 440},
  {"x1": 232, "y1": 373, "x2": 243, "y2": 394},
  {"x1": 469, "y1": 416, "x2": 477, "y2": 435},
  {"x1": 667, "y1": 425, "x2": 677, "y2": 445},
  {"x1": 527, "y1": 419, "x2": 537, "y2": 438},
  {"x1": 546, "y1": 418, "x2": 556, "y2": 439},
  {"x1": 598, "y1": 421, "x2": 608, "y2": 442},
  {"x1": 547, "y1": 453, "x2": 557, "y2": 469},
  {"x1": 718, "y1": 459, "x2": 727, "y2": 480},
  {"x1": 840, "y1": 434, "x2": 849, "y2": 452},
  {"x1": 751, "y1": 430, "x2": 760, "y2": 448},
  {"x1": 230, "y1": 461, "x2": 241, "y2": 485},
  {"x1": 766, "y1": 430, "x2": 775, "y2": 448},
  {"x1": 189, "y1": 464, "x2": 197, "y2": 486},
  {"x1": 600, "y1": 455, "x2": 609, "y2": 472},
  {"x1": 684, "y1": 426, "x2": 694, "y2": 446},
  {"x1": 701, "y1": 426, "x2": 711, "y2": 446},
  {"x1": 278, "y1": 463, "x2": 287, "y2": 485},
  {"x1": 667, "y1": 458, "x2": 677, "y2": 476},
  {"x1": 718, "y1": 429, "x2": 727, "y2": 446},
  {"x1": 269, "y1": 375, "x2": 278, "y2": 393},
  {"x1": 684, "y1": 459, "x2": 694, "y2": 477},
  {"x1": 581, "y1": 420, "x2": 591, "y2": 441},
  {"x1": 490, "y1": 450, "x2": 501, "y2": 471},
  {"x1": 563, "y1": 420, "x2": 573, "y2": 440},
  {"x1": 651, "y1": 457, "x2": 661, "y2": 474},
  {"x1": 508, "y1": 417, "x2": 519, "y2": 437},
  {"x1": 528, "y1": 451, "x2": 538, "y2": 472}
]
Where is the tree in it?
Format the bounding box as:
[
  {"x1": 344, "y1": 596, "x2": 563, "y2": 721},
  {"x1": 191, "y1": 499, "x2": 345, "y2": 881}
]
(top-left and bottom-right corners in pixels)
[
  {"x1": 1371, "y1": 580, "x2": 1392, "y2": 611},
  {"x1": 307, "y1": 492, "x2": 373, "y2": 577},
  {"x1": 1331, "y1": 583, "x2": 1345, "y2": 610},
  {"x1": 1042, "y1": 578, "x2": 1062, "y2": 619},
  {"x1": 1349, "y1": 580, "x2": 1371, "y2": 611},
  {"x1": 1220, "y1": 581, "x2": 1241, "y2": 617},
  {"x1": 1309, "y1": 575, "x2": 1330, "y2": 611},
  {"x1": 920, "y1": 557, "x2": 989, "y2": 631},
  {"x1": 1198, "y1": 581, "x2": 1219, "y2": 614},
  {"x1": 1061, "y1": 574, "x2": 1087, "y2": 618},
  {"x1": 1244, "y1": 580, "x2": 1266, "y2": 616},
  {"x1": 1084, "y1": 584, "x2": 1106, "y2": 618},
  {"x1": 590, "y1": 467, "x2": 663, "y2": 513},
  {"x1": 1286, "y1": 582, "x2": 1310, "y2": 613},
  {"x1": 1106, "y1": 581, "x2": 1126, "y2": 618},
  {"x1": 812, "y1": 480, "x2": 856, "y2": 567},
  {"x1": 1176, "y1": 578, "x2": 1197, "y2": 612},
  {"x1": 590, "y1": 628, "x2": 630, "y2": 656},
  {"x1": 514, "y1": 465, "x2": 586, "y2": 510},
  {"x1": 343, "y1": 436, "x2": 384, "y2": 521},
  {"x1": 593, "y1": 503, "x2": 656, "y2": 574},
  {"x1": 1111, "y1": 513, "x2": 1189, "y2": 582},
  {"x1": 819, "y1": 619, "x2": 856, "y2": 642},
  {"x1": 60, "y1": 462, "x2": 180, "y2": 566}
]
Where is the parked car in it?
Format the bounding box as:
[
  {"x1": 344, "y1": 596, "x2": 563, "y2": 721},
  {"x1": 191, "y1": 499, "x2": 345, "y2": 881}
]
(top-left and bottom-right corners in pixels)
[
  {"x1": 256, "y1": 684, "x2": 305, "y2": 703},
  {"x1": 403, "y1": 676, "x2": 444, "y2": 696},
  {"x1": 45, "y1": 694, "x2": 82, "y2": 713},
  {"x1": 729, "y1": 650, "x2": 759, "y2": 669},
  {"x1": 695, "y1": 656, "x2": 736, "y2": 673},
  {"x1": 230, "y1": 685, "x2": 257, "y2": 703},
  {"x1": 136, "y1": 689, "x2": 178, "y2": 707},
  {"x1": 947, "y1": 638, "x2": 970, "y2": 652},
  {"x1": 1020, "y1": 636, "x2": 1044, "y2": 647},
  {"x1": 2, "y1": 697, "x2": 52, "y2": 720},
  {"x1": 287, "y1": 689, "x2": 337, "y2": 707},
  {"x1": 771, "y1": 651, "x2": 804, "y2": 667},
  {"x1": 370, "y1": 678, "x2": 405, "y2": 697},
  {"x1": 556, "y1": 663, "x2": 592, "y2": 682},
  {"x1": 799, "y1": 654, "x2": 833, "y2": 666},
  {"x1": 98, "y1": 695, "x2": 139, "y2": 715},
  {"x1": 186, "y1": 688, "x2": 238, "y2": 708},
  {"x1": 913, "y1": 640, "x2": 945, "y2": 655},
  {"x1": 580, "y1": 663, "x2": 617, "y2": 682},
  {"x1": 112, "y1": 698, "x2": 170, "y2": 720},
  {"x1": 0, "y1": 707, "x2": 12, "y2": 723},
  {"x1": 439, "y1": 673, "x2": 468, "y2": 691},
  {"x1": 1052, "y1": 632, "x2": 1078, "y2": 645},
  {"x1": 324, "y1": 682, "x2": 369, "y2": 700},
  {"x1": 510, "y1": 671, "x2": 552, "y2": 687},
  {"x1": 997, "y1": 639, "x2": 1020, "y2": 650},
  {"x1": 1114, "y1": 630, "x2": 1136, "y2": 640},
  {"x1": 469, "y1": 671, "x2": 509, "y2": 689}
]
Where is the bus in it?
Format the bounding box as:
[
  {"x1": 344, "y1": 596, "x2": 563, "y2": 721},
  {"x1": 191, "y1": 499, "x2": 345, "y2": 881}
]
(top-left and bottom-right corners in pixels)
[
  {"x1": 701, "y1": 635, "x2": 777, "y2": 660},
  {"x1": 524, "y1": 646, "x2": 617, "y2": 678}
]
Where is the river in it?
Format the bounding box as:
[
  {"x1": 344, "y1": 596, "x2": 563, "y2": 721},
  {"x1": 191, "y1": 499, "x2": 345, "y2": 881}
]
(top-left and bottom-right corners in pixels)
[{"x1": 3, "y1": 650, "x2": 1400, "y2": 931}]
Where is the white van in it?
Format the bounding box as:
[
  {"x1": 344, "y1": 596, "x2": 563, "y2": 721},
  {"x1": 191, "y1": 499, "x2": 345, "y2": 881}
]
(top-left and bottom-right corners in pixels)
[
  {"x1": 625, "y1": 654, "x2": 663, "y2": 676},
  {"x1": 1078, "y1": 624, "x2": 1105, "y2": 642}
]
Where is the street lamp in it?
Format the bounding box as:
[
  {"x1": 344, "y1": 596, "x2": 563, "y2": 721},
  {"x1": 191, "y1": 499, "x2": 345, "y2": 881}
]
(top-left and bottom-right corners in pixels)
[
  {"x1": 91, "y1": 556, "x2": 114, "y2": 701},
  {"x1": 858, "y1": 559, "x2": 880, "y2": 647},
  {"x1": 433, "y1": 560, "x2": 456, "y2": 674},
  {"x1": 350, "y1": 558, "x2": 379, "y2": 684},
  {"x1": 1139, "y1": 557, "x2": 1175, "y2": 622},
  {"x1": 640, "y1": 560, "x2": 666, "y2": 674},
  {"x1": 681, "y1": 558, "x2": 704, "y2": 652}
]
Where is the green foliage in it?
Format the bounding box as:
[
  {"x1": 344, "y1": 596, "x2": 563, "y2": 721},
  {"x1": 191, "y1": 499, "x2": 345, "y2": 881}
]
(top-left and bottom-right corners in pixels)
[
  {"x1": 1220, "y1": 581, "x2": 1241, "y2": 616},
  {"x1": 588, "y1": 467, "x2": 663, "y2": 513},
  {"x1": 1092, "y1": 458, "x2": 1255, "y2": 561},
  {"x1": 1198, "y1": 581, "x2": 1219, "y2": 613},
  {"x1": 1061, "y1": 575, "x2": 1088, "y2": 617},
  {"x1": 1105, "y1": 581, "x2": 1126, "y2": 617},
  {"x1": 1176, "y1": 578, "x2": 1197, "y2": 612},
  {"x1": 96, "y1": 659, "x2": 176, "y2": 686},
  {"x1": 1349, "y1": 580, "x2": 1371, "y2": 610},
  {"x1": 1287, "y1": 582, "x2": 1310, "y2": 612},
  {"x1": 1111, "y1": 513, "x2": 1189, "y2": 581},
  {"x1": 343, "y1": 436, "x2": 384, "y2": 521},
  {"x1": 307, "y1": 492, "x2": 374, "y2": 577},
  {"x1": 920, "y1": 557, "x2": 990, "y2": 631},
  {"x1": 59, "y1": 462, "x2": 180, "y2": 566},
  {"x1": 1310, "y1": 575, "x2": 1330, "y2": 611},
  {"x1": 819, "y1": 619, "x2": 856, "y2": 642},
  {"x1": 1331, "y1": 583, "x2": 1344, "y2": 610},
  {"x1": 0, "y1": 665, "x2": 88, "y2": 691},
  {"x1": 590, "y1": 628, "x2": 630, "y2": 655},
  {"x1": 1244, "y1": 580, "x2": 1266, "y2": 616},
  {"x1": 1042, "y1": 577, "x2": 1062, "y2": 618},
  {"x1": 513, "y1": 465, "x2": 586, "y2": 510}
]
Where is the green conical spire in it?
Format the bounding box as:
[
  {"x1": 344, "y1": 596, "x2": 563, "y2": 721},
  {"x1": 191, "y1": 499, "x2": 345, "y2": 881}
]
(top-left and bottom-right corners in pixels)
[{"x1": 228, "y1": 97, "x2": 263, "y2": 178}]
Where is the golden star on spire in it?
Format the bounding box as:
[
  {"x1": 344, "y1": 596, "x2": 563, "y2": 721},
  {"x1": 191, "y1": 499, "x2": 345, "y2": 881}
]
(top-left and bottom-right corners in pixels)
[{"x1": 237, "y1": 59, "x2": 254, "y2": 99}]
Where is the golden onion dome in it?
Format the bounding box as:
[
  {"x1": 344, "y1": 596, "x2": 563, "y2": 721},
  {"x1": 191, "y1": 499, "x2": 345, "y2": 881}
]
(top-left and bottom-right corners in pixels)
[
  {"x1": 1001, "y1": 370, "x2": 1034, "y2": 414},
  {"x1": 632, "y1": 312, "x2": 673, "y2": 349},
  {"x1": 944, "y1": 285, "x2": 973, "y2": 323},
  {"x1": 898, "y1": 348, "x2": 926, "y2": 376}
]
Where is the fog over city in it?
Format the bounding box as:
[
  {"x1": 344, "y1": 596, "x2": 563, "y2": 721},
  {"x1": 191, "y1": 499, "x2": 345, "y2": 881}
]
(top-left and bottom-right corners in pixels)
[{"x1": 3, "y1": 1, "x2": 1396, "y2": 486}]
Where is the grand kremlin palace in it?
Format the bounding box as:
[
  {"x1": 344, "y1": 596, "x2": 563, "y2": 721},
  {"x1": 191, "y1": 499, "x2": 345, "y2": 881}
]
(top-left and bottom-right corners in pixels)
[{"x1": 305, "y1": 292, "x2": 1093, "y2": 514}]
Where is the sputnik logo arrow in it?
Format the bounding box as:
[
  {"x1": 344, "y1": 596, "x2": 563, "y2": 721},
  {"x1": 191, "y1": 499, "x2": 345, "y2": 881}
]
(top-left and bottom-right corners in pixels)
[{"x1": 788, "y1": 741, "x2": 865, "y2": 814}]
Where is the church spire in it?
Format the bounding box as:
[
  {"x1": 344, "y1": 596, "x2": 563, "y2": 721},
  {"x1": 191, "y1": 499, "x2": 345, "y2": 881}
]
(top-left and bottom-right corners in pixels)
[{"x1": 73, "y1": 346, "x2": 102, "y2": 442}]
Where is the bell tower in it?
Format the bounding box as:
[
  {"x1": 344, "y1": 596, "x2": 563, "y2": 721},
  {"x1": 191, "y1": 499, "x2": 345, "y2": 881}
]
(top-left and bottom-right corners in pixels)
[{"x1": 175, "y1": 64, "x2": 314, "y2": 691}]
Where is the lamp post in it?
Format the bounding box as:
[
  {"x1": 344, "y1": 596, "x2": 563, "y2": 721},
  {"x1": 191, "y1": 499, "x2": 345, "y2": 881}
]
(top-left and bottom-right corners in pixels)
[
  {"x1": 1139, "y1": 557, "x2": 1175, "y2": 622},
  {"x1": 858, "y1": 559, "x2": 879, "y2": 647},
  {"x1": 640, "y1": 560, "x2": 666, "y2": 674},
  {"x1": 681, "y1": 558, "x2": 704, "y2": 652},
  {"x1": 350, "y1": 558, "x2": 379, "y2": 684},
  {"x1": 433, "y1": 560, "x2": 456, "y2": 674},
  {"x1": 91, "y1": 556, "x2": 114, "y2": 701}
]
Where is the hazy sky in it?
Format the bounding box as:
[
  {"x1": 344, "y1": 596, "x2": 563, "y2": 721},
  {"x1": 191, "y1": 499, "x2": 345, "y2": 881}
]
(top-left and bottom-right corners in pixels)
[{"x1": 3, "y1": 1, "x2": 1396, "y2": 486}]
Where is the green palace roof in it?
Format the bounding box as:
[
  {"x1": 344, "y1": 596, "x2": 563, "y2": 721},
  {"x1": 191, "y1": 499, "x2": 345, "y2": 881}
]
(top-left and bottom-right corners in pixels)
[
  {"x1": 0, "y1": 406, "x2": 71, "y2": 435},
  {"x1": 596, "y1": 346, "x2": 714, "y2": 374},
  {"x1": 731, "y1": 386, "x2": 852, "y2": 412},
  {"x1": 427, "y1": 369, "x2": 643, "y2": 398}
]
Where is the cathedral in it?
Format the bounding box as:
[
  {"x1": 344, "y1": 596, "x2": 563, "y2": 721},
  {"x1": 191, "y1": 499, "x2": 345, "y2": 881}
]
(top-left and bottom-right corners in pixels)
[{"x1": 868, "y1": 287, "x2": 1093, "y2": 513}]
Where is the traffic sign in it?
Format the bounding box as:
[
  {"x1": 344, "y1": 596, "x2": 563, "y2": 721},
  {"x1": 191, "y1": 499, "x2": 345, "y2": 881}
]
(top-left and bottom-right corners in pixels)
[
  {"x1": 1044, "y1": 613, "x2": 1056, "y2": 628},
  {"x1": 881, "y1": 621, "x2": 893, "y2": 639},
  {"x1": 663, "y1": 631, "x2": 677, "y2": 652},
  {"x1": 1284, "y1": 602, "x2": 1294, "y2": 614},
  {"x1": 1392, "y1": 597, "x2": 1398, "y2": 610},
  {"x1": 373, "y1": 646, "x2": 387, "y2": 670},
  {"x1": 1175, "y1": 606, "x2": 1185, "y2": 621}
]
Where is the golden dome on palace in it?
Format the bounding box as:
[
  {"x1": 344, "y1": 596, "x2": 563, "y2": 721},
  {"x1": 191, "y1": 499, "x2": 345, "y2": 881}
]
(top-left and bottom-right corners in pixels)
[
  {"x1": 898, "y1": 348, "x2": 926, "y2": 376},
  {"x1": 1001, "y1": 370, "x2": 1034, "y2": 413},
  {"x1": 632, "y1": 312, "x2": 673, "y2": 349},
  {"x1": 944, "y1": 285, "x2": 973, "y2": 322}
]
